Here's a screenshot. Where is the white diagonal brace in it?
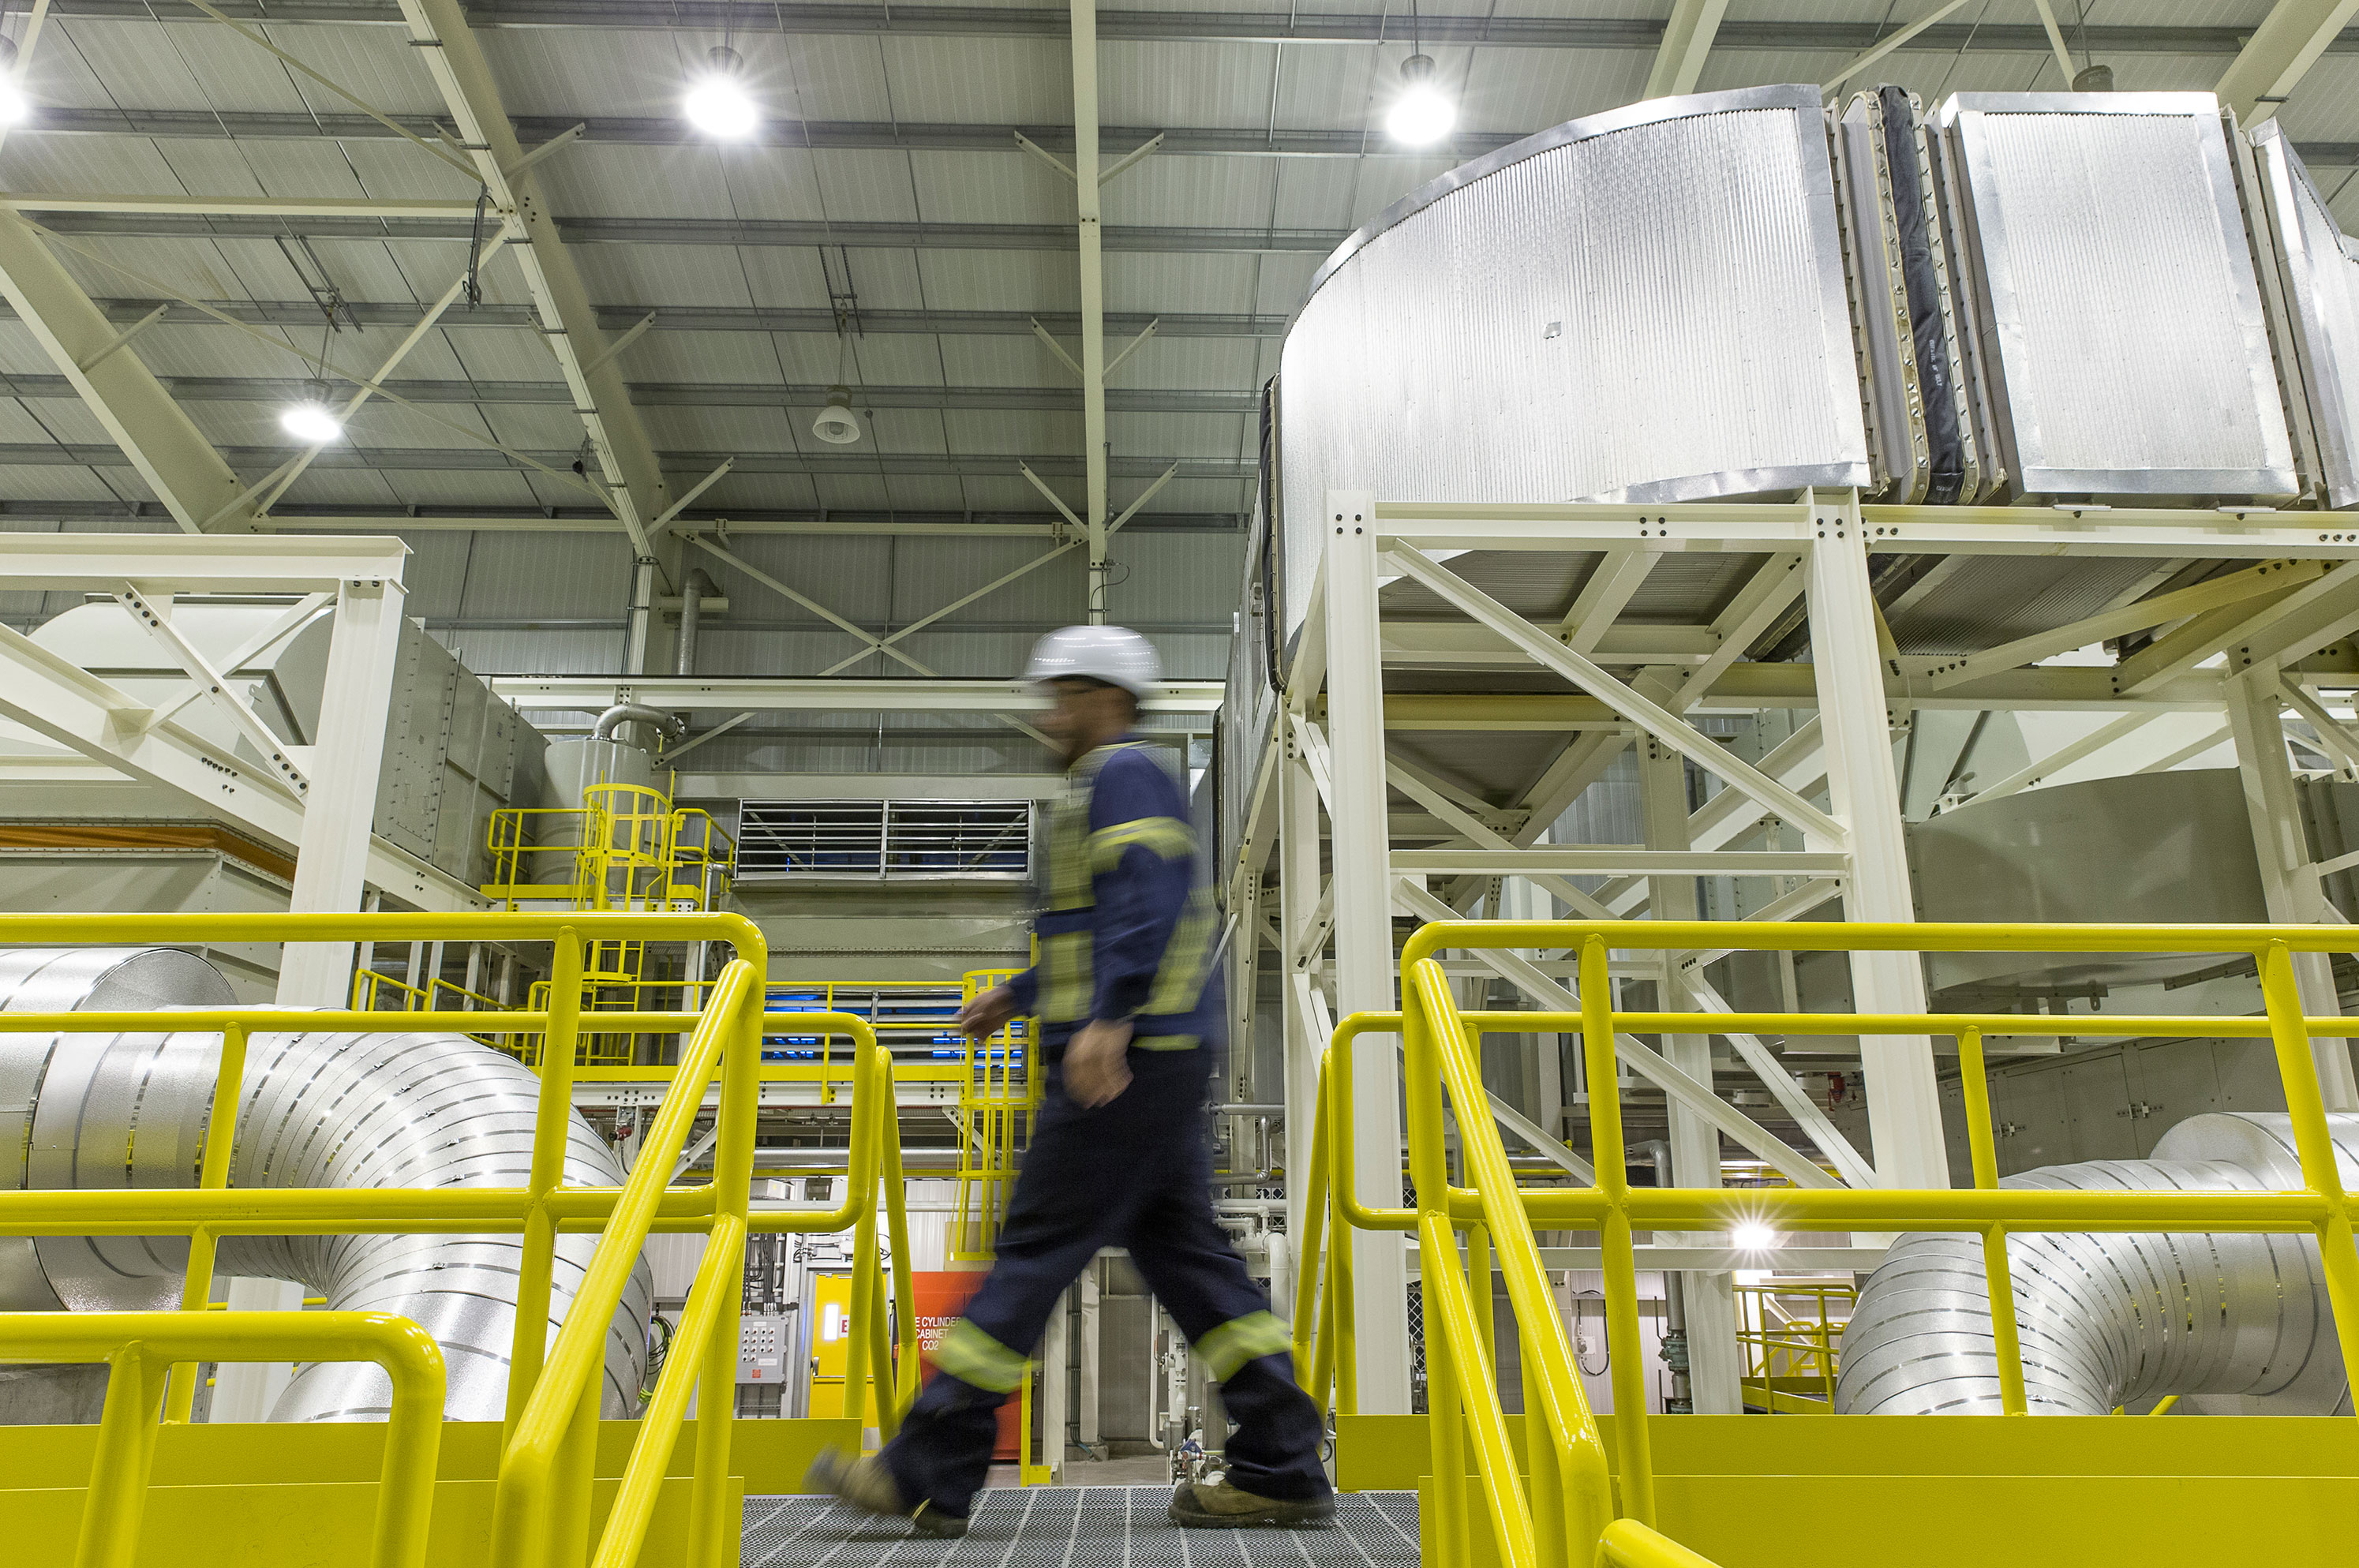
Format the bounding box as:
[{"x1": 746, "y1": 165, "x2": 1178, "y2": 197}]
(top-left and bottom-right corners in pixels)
[
  {"x1": 2280, "y1": 679, "x2": 2359, "y2": 774},
  {"x1": 1668, "y1": 552, "x2": 1803, "y2": 709},
  {"x1": 260, "y1": 232, "x2": 513, "y2": 515},
  {"x1": 1104, "y1": 318, "x2": 1158, "y2": 379},
  {"x1": 1393, "y1": 878, "x2": 1837, "y2": 1190},
  {"x1": 1098, "y1": 133, "x2": 1165, "y2": 186},
  {"x1": 1388, "y1": 542, "x2": 1848, "y2": 844},
  {"x1": 1293, "y1": 711, "x2": 1337, "y2": 814},
  {"x1": 686, "y1": 532, "x2": 929, "y2": 675},
  {"x1": 115, "y1": 588, "x2": 307, "y2": 798},
  {"x1": 396, "y1": 0, "x2": 671, "y2": 554},
  {"x1": 1819, "y1": 0, "x2": 1975, "y2": 95},
  {"x1": 0, "y1": 207, "x2": 253, "y2": 533},
  {"x1": 1681, "y1": 971, "x2": 1877, "y2": 1188},
  {"x1": 1028, "y1": 319, "x2": 1085, "y2": 380},
  {"x1": 1963, "y1": 713, "x2": 2163, "y2": 805},
  {"x1": 2216, "y1": 0, "x2": 2359, "y2": 124},
  {"x1": 651, "y1": 458, "x2": 735, "y2": 534},
  {"x1": 582, "y1": 311, "x2": 657, "y2": 377},
  {"x1": 2027, "y1": 0, "x2": 2081, "y2": 82},
  {"x1": 1385, "y1": 755, "x2": 1617, "y2": 919},
  {"x1": 1645, "y1": 0, "x2": 1728, "y2": 98},
  {"x1": 2118, "y1": 561, "x2": 2359, "y2": 694},
  {"x1": 76, "y1": 302, "x2": 168, "y2": 372},
  {"x1": 821, "y1": 541, "x2": 1080, "y2": 677},
  {"x1": 1927, "y1": 559, "x2": 2325, "y2": 692},
  {"x1": 143, "y1": 591, "x2": 333, "y2": 732},
  {"x1": 665, "y1": 710, "x2": 755, "y2": 762},
  {"x1": 1560, "y1": 548, "x2": 1656, "y2": 652}
]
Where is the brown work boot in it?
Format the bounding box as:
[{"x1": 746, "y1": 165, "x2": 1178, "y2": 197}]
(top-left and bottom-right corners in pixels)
[
  {"x1": 803, "y1": 1446, "x2": 968, "y2": 1539},
  {"x1": 1167, "y1": 1475, "x2": 1336, "y2": 1529}
]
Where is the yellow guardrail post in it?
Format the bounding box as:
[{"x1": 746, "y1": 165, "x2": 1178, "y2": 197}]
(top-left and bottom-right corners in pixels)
[
  {"x1": 10, "y1": 1309, "x2": 444, "y2": 1568},
  {"x1": 504, "y1": 926, "x2": 584, "y2": 1432},
  {"x1": 163, "y1": 1019, "x2": 247, "y2": 1423},
  {"x1": 883, "y1": 1082, "x2": 919, "y2": 1427},
  {"x1": 1579, "y1": 934, "x2": 1656, "y2": 1527},
  {"x1": 2259, "y1": 939, "x2": 2359, "y2": 1392},
  {"x1": 686, "y1": 958, "x2": 766, "y2": 1568},
  {"x1": 1402, "y1": 971, "x2": 1472, "y2": 1568},
  {"x1": 1956, "y1": 1025, "x2": 2028, "y2": 1415}
]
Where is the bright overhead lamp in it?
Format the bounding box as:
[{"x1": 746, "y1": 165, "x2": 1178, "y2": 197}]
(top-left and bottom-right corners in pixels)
[
  {"x1": 279, "y1": 380, "x2": 343, "y2": 444},
  {"x1": 0, "y1": 38, "x2": 29, "y2": 126},
  {"x1": 1385, "y1": 54, "x2": 1455, "y2": 146},
  {"x1": 683, "y1": 46, "x2": 758, "y2": 140},
  {"x1": 1731, "y1": 1221, "x2": 1777, "y2": 1254}
]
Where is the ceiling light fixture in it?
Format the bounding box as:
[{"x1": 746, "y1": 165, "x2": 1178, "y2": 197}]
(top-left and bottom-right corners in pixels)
[
  {"x1": 1731, "y1": 1221, "x2": 1777, "y2": 1254},
  {"x1": 279, "y1": 380, "x2": 343, "y2": 444},
  {"x1": 812, "y1": 385, "x2": 862, "y2": 445},
  {"x1": 1386, "y1": 53, "x2": 1455, "y2": 146},
  {"x1": 0, "y1": 38, "x2": 30, "y2": 126},
  {"x1": 683, "y1": 46, "x2": 758, "y2": 140}
]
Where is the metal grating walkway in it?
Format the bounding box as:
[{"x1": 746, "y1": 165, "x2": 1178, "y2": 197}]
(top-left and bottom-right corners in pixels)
[{"x1": 741, "y1": 1487, "x2": 1421, "y2": 1567}]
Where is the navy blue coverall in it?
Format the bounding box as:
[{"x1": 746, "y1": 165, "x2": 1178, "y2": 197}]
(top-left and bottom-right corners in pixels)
[{"x1": 877, "y1": 737, "x2": 1331, "y2": 1519}]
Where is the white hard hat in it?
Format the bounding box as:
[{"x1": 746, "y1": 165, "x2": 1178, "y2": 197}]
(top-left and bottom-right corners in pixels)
[{"x1": 1024, "y1": 624, "x2": 1162, "y2": 700}]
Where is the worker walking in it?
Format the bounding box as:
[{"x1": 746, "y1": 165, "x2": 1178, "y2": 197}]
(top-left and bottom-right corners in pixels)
[{"x1": 808, "y1": 625, "x2": 1334, "y2": 1537}]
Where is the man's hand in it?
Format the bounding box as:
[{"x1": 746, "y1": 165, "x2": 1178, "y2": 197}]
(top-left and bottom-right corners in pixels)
[
  {"x1": 1065, "y1": 1018, "x2": 1134, "y2": 1108},
  {"x1": 955, "y1": 983, "x2": 1020, "y2": 1039}
]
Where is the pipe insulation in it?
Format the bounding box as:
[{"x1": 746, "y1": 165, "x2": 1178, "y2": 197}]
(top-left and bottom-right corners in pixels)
[
  {"x1": 1835, "y1": 1110, "x2": 2359, "y2": 1416},
  {"x1": 0, "y1": 946, "x2": 651, "y2": 1422}
]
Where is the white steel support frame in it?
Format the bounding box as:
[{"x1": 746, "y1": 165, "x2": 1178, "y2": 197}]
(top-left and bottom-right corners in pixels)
[
  {"x1": 1320, "y1": 492, "x2": 1414, "y2": 1413},
  {"x1": 1803, "y1": 500, "x2": 1946, "y2": 1189},
  {"x1": 1638, "y1": 737, "x2": 1742, "y2": 1413},
  {"x1": 2215, "y1": 0, "x2": 2359, "y2": 125},
  {"x1": 0, "y1": 535, "x2": 474, "y2": 926},
  {"x1": 2227, "y1": 664, "x2": 2359, "y2": 1109},
  {"x1": 1279, "y1": 712, "x2": 1329, "y2": 1250}
]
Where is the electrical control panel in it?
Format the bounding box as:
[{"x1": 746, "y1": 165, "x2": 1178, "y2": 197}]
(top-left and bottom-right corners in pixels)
[{"x1": 736, "y1": 1314, "x2": 788, "y2": 1385}]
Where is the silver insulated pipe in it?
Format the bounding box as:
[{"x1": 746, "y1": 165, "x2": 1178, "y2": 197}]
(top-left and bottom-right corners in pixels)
[
  {"x1": 0, "y1": 946, "x2": 651, "y2": 1422},
  {"x1": 1836, "y1": 1110, "x2": 2357, "y2": 1416}
]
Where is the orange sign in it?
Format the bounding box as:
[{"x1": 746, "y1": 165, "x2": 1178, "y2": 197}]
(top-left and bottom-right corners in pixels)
[{"x1": 909, "y1": 1270, "x2": 1022, "y2": 1460}]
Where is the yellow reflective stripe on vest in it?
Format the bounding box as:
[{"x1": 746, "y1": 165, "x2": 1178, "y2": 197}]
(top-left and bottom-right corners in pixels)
[
  {"x1": 930, "y1": 1318, "x2": 1029, "y2": 1393},
  {"x1": 1038, "y1": 929, "x2": 1093, "y2": 1024},
  {"x1": 1087, "y1": 815, "x2": 1194, "y2": 872},
  {"x1": 1198, "y1": 1310, "x2": 1291, "y2": 1381},
  {"x1": 1145, "y1": 884, "x2": 1215, "y2": 1016}
]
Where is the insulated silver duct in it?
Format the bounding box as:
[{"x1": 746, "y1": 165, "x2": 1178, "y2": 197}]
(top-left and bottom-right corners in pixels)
[
  {"x1": 1835, "y1": 1111, "x2": 2358, "y2": 1416},
  {"x1": 0, "y1": 946, "x2": 651, "y2": 1422}
]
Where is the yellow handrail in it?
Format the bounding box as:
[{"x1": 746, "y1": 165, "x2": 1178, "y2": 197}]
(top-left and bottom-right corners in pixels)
[
  {"x1": 0, "y1": 909, "x2": 920, "y2": 1568},
  {"x1": 1292, "y1": 917, "x2": 2359, "y2": 1568},
  {"x1": 2, "y1": 1310, "x2": 444, "y2": 1568}
]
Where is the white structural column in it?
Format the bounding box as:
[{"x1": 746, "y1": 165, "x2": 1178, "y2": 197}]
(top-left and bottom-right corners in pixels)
[
  {"x1": 1805, "y1": 496, "x2": 1947, "y2": 1188},
  {"x1": 398, "y1": 0, "x2": 671, "y2": 571},
  {"x1": 1279, "y1": 718, "x2": 1327, "y2": 1246},
  {"x1": 2215, "y1": 0, "x2": 2359, "y2": 124},
  {"x1": 1644, "y1": 0, "x2": 1730, "y2": 98},
  {"x1": 1638, "y1": 738, "x2": 1741, "y2": 1414},
  {"x1": 2226, "y1": 664, "x2": 2359, "y2": 1110},
  {"x1": 1323, "y1": 491, "x2": 1412, "y2": 1411},
  {"x1": 0, "y1": 207, "x2": 256, "y2": 533},
  {"x1": 1070, "y1": 0, "x2": 1110, "y2": 621},
  {"x1": 275, "y1": 575, "x2": 409, "y2": 1008}
]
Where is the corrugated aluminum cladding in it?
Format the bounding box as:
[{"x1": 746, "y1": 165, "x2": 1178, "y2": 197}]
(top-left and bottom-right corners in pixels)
[
  {"x1": 1275, "y1": 84, "x2": 1871, "y2": 637},
  {"x1": 1938, "y1": 92, "x2": 2297, "y2": 501},
  {"x1": 2252, "y1": 123, "x2": 2359, "y2": 511}
]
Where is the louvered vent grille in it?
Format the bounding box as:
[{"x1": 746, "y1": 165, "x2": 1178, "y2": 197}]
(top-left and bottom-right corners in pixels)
[{"x1": 736, "y1": 799, "x2": 1033, "y2": 881}]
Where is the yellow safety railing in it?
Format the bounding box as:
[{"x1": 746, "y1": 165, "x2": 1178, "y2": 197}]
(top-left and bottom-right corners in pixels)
[
  {"x1": 13, "y1": 1309, "x2": 445, "y2": 1568},
  {"x1": 0, "y1": 911, "x2": 915, "y2": 1568},
  {"x1": 1294, "y1": 919, "x2": 2359, "y2": 1568},
  {"x1": 952, "y1": 967, "x2": 1037, "y2": 1262},
  {"x1": 1732, "y1": 1280, "x2": 1852, "y2": 1412}
]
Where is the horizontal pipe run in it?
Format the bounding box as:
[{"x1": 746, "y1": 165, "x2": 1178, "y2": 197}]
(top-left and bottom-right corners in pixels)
[{"x1": 0, "y1": 1009, "x2": 705, "y2": 1032}]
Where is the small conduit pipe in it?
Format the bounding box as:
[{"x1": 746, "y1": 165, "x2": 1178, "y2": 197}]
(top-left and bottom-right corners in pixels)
[
  {"x1": 0, "y1": 946, "x2": 652, "y2": 1423},
  {"x1": 1836, "y1": 1111, "x2": 2358, "y2": 1416},
  {"x1": 676, "y1": 568, "x2": 716, "y2": 679}
]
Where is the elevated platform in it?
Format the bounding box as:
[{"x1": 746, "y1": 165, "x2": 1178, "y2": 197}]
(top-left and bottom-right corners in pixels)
[{"x1": 742, "y1": 1488, "x2": 1420, "y2": 1566}]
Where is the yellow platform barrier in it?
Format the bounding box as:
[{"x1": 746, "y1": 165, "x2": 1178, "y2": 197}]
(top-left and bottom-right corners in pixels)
[{"x1": 1294, "y1": 919, "x2": 2359, "y2": 1568}]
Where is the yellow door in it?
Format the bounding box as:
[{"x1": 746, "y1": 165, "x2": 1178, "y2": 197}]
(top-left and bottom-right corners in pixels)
[{"x1": 804, "y1": 1273, "x2": 877, "y2": 1422}]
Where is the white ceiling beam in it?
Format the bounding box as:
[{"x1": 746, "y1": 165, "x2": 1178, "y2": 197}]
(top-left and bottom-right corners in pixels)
[
  {"x1": 1644, "y1": 0, "x2": 1729, "y2": 98},
  {"x1": 1069, "y1": 0, "x2": 1110, "y2": 620},
  {"x1": 0, "y1": 208, "x2": 258, "y2": 533},
  {"x1": 1, "y1": 194, "x2": 485, "y2": 219},
  {"x1": 395, "y1": 0, "x2": 672, "y2": 561},
  {"x1": 2216, "y1": 0, "x2": 2359, "y2": 124},
  {"x1": 489, "y1": 674, "x2": 1222, "y2": 714}
]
